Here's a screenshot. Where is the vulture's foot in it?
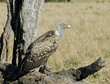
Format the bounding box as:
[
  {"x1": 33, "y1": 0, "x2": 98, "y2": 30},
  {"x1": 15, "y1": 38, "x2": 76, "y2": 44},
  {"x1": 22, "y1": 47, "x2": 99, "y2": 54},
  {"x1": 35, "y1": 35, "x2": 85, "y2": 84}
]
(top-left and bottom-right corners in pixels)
[
  {"x1": 44, "y1": 65, "x2": 52, "y2": 73},
  {"x1": 39, "y1": 65, "x2": 52, "y2": 76}
]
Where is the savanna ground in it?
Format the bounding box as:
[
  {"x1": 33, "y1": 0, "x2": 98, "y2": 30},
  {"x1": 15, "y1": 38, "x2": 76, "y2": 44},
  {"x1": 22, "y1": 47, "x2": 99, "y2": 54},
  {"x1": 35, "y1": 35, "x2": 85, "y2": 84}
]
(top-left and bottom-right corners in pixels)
[{"x1": 0, "y1": 1, "x2": 110, "y2": 84}]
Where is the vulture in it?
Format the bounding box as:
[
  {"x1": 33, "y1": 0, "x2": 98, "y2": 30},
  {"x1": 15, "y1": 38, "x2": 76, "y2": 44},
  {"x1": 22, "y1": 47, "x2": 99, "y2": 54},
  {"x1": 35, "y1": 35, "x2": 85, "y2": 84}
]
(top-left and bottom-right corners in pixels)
[{"x1": 20, "y1": 22, "x2": 71, "y2": 74}]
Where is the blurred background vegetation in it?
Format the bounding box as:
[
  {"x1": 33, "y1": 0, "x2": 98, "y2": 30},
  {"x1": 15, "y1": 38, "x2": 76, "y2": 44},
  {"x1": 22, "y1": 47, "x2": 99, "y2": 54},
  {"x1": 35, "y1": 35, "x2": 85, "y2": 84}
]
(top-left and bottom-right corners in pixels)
[
  {"x1": 0, "y1": 0, "x2": 6, "y2": 2},
  {"x1": 0, "y1": 0, "x2": 109, "y2": 3}
]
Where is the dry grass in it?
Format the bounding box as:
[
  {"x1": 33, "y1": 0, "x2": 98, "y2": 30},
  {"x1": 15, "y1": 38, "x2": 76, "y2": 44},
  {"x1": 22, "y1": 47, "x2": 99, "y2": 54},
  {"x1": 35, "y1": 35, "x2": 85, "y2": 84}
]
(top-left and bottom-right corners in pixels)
[
  {"x1": 0, "y1": 2, "x2": 110, "y2": 84},
  {"x1": 71, "y1": 0, "x2": 109, "y2": 3}
]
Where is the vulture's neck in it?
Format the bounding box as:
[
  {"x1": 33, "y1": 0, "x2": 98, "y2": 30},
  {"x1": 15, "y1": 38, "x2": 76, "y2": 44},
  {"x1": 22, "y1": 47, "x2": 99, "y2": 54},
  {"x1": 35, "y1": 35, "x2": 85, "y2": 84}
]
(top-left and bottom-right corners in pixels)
[
  {"x1": 56, "y1": 25, "x2": 64, "y2": 38},
  {"x1": 55, "y1": 29, "x2": 64, "y2": 38},
  {"x1": 55, "y1": 30, "x2": 60, "y2": 37}
]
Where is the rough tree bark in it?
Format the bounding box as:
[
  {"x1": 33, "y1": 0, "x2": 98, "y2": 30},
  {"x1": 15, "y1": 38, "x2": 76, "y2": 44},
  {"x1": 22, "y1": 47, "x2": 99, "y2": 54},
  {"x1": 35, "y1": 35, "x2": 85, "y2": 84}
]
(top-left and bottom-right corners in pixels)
[
  {"x1": 0, "y1": 0, "x2": 44, "y2": 66},
  {"x1": 0, "y1": 0, "x2": 105, "y2": 84},
  {"x1": 0, "y1": 57, "x2": 105, "y2": 84}
]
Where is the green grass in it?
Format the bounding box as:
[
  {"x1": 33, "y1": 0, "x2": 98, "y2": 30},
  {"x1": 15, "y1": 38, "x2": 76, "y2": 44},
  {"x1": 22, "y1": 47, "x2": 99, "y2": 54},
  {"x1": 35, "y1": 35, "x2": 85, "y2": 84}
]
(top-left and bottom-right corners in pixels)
[
  {"x1": 77, "y1": 0, "x2": 88, "y2": 2},
  {"x1": 45, "y1": 0, "x2": 109, "y2": 3},
  {"x1": 0, "y1": 0, "x2": 6, "y2": 2},
  {"x1": 75, "y1": 0, "x2": 107, "y2": 2},
  {"x1": 89, "y1": 72, "x2": 100, "y2": 79}
]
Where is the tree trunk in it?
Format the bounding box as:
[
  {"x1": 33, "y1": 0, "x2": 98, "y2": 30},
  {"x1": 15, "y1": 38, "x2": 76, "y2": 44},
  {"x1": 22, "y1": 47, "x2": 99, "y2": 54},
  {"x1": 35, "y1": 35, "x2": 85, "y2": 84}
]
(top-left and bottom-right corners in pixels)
[
  {"x1": 0, "y1": 0, "x2": 44, "y2": 67},
  {"x1": 68, "y1": 0, "x2": 72, "y2": 3},
  {"x1": 0, "y1": 0, "x2": 14, "y2": 64}
]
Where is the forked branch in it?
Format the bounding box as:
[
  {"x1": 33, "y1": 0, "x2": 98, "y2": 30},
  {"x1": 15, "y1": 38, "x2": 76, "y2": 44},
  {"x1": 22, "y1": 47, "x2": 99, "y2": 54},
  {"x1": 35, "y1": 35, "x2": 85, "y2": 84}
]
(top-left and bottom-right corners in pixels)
[{"x1": 0, "y1": 57, "x2": 105, "y2": 83}]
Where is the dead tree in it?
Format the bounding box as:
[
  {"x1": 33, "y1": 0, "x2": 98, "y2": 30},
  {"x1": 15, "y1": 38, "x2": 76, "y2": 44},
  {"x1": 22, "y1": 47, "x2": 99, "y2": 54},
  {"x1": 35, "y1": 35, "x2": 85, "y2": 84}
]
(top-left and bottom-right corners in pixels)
[
  {"x1": 0, "y1": 57, "x2": 105, "y2": 83},
  {"x1": 68, "y1": 0, "x2": 72, "y2": 3},
  {"x1": 0, "y1": 0, "x2": 44, "y2": 66},
  {"x1": 0, "y1": 0, "x2": 105, "y2": 83}
]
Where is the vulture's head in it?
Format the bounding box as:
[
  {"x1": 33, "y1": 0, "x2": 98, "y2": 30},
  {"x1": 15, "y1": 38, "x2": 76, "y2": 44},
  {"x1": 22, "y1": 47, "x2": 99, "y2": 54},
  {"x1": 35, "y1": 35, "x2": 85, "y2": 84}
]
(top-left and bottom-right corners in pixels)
[{"x1": 56, "y1": 22, "x2": 71, "y2": 38}]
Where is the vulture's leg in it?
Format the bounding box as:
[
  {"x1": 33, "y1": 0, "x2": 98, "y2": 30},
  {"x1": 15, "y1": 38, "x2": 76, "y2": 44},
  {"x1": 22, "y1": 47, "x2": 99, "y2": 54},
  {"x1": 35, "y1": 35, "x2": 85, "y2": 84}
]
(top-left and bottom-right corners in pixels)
[
  {"x1": 44, "y1": 64, "x2": 52, "y2": 72},
  {"x1": 44, "y1": 57, "x2": 52, "y2": 72},
  {"x1": 39, "y1": 57, "x2": 52, "y2": 75},
  {"x1": 39, "y1": 63, "x2": 52, "y2": 75}
]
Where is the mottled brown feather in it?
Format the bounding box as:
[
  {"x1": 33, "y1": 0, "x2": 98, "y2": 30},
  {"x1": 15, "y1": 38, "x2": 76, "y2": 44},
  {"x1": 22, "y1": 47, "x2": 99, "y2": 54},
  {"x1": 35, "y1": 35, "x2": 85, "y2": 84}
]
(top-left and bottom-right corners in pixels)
[{"x1": 21, "y1": 30, "x2": 58, "y2": 73}]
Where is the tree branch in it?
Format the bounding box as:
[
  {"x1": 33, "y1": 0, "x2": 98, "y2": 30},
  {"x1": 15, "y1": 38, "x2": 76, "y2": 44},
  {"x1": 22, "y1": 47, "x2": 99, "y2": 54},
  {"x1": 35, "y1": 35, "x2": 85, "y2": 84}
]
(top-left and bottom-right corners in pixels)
[
  {"x1": 76, "y1": 57, "x2": 105, "y2": 81},
  {"x1": 0, "y1": 57, "x2": 105, "y2": 84}
]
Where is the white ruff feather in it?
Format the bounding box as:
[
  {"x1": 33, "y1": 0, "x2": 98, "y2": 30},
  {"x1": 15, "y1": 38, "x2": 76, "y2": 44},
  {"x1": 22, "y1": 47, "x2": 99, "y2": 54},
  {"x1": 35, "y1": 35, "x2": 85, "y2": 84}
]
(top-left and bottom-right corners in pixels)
[{"x1": 55, "y1": 30, "x2": 60, "y2": 36}]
